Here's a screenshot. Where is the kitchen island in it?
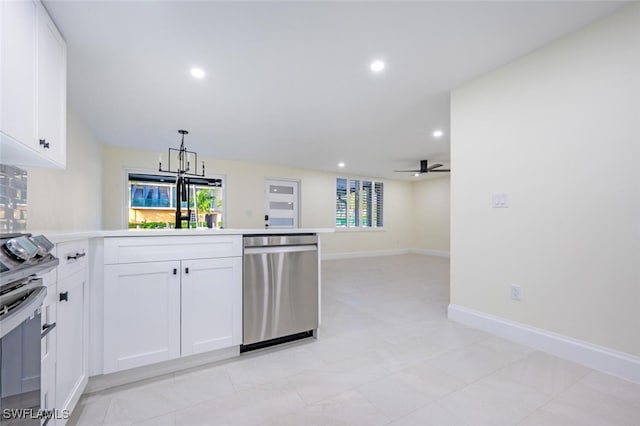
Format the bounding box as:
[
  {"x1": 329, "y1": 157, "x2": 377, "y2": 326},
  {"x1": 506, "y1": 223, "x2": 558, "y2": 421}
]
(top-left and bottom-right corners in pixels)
[{"x1": 45, "y1": 228, "x2": 332, "y2": 396}]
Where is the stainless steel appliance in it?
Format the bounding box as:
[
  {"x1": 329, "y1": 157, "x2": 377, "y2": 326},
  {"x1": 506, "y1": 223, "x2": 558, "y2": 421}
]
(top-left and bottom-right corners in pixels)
[
  {"x1": 1, "y1": 233, "x2": 58, "y2": 425},
  {"x1": 242, "y1": 234, "x2": 318, "y2": 350}
]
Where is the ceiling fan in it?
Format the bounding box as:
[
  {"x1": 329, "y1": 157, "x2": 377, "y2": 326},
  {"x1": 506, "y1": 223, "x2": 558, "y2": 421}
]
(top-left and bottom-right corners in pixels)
[{"x1": 394, "y1": 160, "x2": 450, "y2": 175}]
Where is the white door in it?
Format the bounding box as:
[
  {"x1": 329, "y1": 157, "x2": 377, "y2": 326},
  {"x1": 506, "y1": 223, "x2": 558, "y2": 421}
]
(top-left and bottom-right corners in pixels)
[
  {"x1": 181, "y1": 257, "x2": 242, "y2": 356},
  {"x1": 103, "y1": 261, "x2": 181, "y2": 373},
  {"x1": 265, "y1": 179, "x2": 299, "y2": 228}
]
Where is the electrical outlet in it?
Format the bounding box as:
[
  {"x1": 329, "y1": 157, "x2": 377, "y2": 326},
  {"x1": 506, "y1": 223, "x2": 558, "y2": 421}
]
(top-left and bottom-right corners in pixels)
[
  {"x1": 510, "y1": 284, "x2": 522, "y2": 301},
  {"x1": 492, "y1": 192, "x2": 509, "y2": 208}
]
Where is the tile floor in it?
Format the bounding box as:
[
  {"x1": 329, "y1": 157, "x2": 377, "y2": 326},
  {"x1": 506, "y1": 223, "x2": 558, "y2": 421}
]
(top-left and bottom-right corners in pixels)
[{"x1": 69, "y1": 254, "x2": 640, "y2": 425}]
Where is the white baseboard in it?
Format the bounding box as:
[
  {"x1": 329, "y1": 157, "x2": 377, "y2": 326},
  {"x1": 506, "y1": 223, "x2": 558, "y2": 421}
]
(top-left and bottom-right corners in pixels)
[
  {"x1": 322, "y1": 249, "x2": 409, "y2": 260},
  {"x1": 448, "y1": 304, "x2": 640, "y2": 384},
  {"x1": 322, "y1": 248, "x2": 451, "y2": 261},
  {"x1": 409, "y1": 248, "x2": 450, "y2": 258},
  {"x1": 86, "y1": 346, "x2": 239, "y2": 393}
]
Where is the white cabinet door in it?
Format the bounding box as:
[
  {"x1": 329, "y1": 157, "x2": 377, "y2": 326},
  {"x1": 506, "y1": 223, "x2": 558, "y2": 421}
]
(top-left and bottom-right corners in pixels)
[
  {"x1": 36, "y1": 2, "x2": 66, "y2": 167},
  {"x1": 104, "y1": 261, "x2": 181, "y2": 373},
  {"x1": 56, "y1": 269, "x2": 87, "y2": 414},
  {"x1": 181, "y1": 257, "x2": 242, "y2": 356},
  {"x1": 0, "y1": 0, "x2": 66, "y2": 168},
  {"x1": 1, "y1": 0, "x2": 37, "y2": 148},
  {"x1": 41, "y1": 282, "x2": 57, "y2": 424}
]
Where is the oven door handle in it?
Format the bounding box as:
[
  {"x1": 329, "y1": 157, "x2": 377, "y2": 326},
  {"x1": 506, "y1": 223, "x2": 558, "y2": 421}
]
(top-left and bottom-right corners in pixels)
[
  {"x1": 0, "y1": 286, "x2": 46, "y2": 339},
  {"x1": 41, "y1": 322, "x2": 57, "y2": 339}
]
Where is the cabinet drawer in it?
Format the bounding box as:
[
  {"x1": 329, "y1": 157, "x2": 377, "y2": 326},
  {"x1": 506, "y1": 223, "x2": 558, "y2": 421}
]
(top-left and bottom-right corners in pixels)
[
  {"x1": 57, "y1": 239, "x2": 88, "y2": 279},
  {"x1": 104, "y1": 235, "x2": 242, "y2": 264}
]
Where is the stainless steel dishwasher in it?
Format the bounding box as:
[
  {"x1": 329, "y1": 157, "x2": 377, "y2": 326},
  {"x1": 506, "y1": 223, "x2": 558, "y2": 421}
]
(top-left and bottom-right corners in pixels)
[{"x1": 242, "y1": 234, "x2": 318, "y2": 350}]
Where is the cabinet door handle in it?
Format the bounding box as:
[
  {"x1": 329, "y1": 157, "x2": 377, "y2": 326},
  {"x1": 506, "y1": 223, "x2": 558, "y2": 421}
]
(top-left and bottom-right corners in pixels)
[
  {"x1": 67, "y1": 252, "x2": 86, "y2": 261},
  {"x1": 173, "y1": 268, "x2": 177, "y2": 275},
  {"x1": 39, "y1": 139, "x2": 50, "y2": 149},
  {"x1": 59, "y1": 291, "x2": 68, "y2": 302},
  {"x1": 185, "y1": 267, "x2": 189, "y2": 274},
  {"x1": 41, "y1": 322, "x2": 56, "y2": 339}
]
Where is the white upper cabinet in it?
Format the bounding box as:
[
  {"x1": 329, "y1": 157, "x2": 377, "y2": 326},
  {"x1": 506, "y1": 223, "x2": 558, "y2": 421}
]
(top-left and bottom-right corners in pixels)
[
  {"x1": 0, "y1": 0, "x2": 66, "y2": 168},
  {"x1": 0, "y1": 0, "x2": 37, "y2": 151},
  {"x1": 36, "y1": 2, "x2": 66, "y2": 166}
]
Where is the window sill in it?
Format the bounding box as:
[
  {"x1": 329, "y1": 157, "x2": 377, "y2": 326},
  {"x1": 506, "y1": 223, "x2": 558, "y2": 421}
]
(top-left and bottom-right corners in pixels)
[{"x1": 335, "y1": 227, "x2": 385, "y2": 232}]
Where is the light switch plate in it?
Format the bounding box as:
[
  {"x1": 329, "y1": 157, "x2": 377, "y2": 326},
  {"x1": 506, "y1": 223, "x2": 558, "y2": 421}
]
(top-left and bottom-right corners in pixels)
[{"x1": 492, "y1": 192, "x2": 509, "y2": 208}]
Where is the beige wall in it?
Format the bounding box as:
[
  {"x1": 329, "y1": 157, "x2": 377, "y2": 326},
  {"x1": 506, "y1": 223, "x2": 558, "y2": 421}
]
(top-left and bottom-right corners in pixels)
[
  {"x1": 412, "y1": 176, "x2": 450, "y2": 252},
  {"x1": 26, "y1": 109, "x2": 103, "y2": 231},
  {"x1": 450, "y1": 5, "x2": 640, "y2": 356},
  {"x1": 102, "y1": 145, "x2": 415, "y2": 255}
]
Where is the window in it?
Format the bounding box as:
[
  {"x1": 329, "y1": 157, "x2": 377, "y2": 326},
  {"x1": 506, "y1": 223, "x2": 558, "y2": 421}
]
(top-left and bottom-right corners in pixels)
[
  {"x1": 127, "y1": 173, "x2": 225, "y2": 228},
  {"x1": 336, "y1": 178, "x2": 383, "y2": 228}
]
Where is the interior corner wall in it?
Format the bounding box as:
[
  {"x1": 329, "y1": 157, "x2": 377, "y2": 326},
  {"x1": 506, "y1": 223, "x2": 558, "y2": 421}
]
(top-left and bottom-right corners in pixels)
[
  {"x1": 411, "y1": 176, "x2": 450, "y2": 253},
  {"x1": 101, "y1": 145, "x2": 414, "y2": 255},
  {"x1": 450, "y1": 4, "x2": 640, "y2": 357},
  {"x1": 25, "y1": 109, "x2": 103, "y2": 231}
]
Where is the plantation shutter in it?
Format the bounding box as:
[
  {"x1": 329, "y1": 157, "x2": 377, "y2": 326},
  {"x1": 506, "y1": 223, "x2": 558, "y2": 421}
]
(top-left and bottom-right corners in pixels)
[
  {"x1": 374, "y1": 182, "x2": 384, "y2": 227},
  {"x1": 336, "y1": 178, "x2": 347, "y2": 227}
]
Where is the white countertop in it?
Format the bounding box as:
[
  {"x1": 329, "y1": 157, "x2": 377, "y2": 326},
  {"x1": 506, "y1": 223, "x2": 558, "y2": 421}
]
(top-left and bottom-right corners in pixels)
[{"x1": 31, "y1": 228, "x2": 333, "y2": 244}]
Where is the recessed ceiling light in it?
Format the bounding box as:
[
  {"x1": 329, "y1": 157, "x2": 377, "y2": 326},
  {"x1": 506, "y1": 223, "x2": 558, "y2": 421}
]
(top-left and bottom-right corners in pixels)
[
  {"x1": 338, "y1": 162, "x2": 345, "y2": 168},
  {"x1": 433, "y1": 129, "x2": 444, "y2": 138},
  {"x1": 413, "y1": 173, "x2": 420, "y2": 177},
  {"x1": 190, "y1": 67, "x2": 205, "y2": 79},
  {"x1": 370, "y1": 60, "x2": 385, "y2": 73}
]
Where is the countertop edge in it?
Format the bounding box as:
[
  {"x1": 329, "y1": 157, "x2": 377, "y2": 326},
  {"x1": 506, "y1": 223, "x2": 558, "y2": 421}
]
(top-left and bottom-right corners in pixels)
[{"x1": 27, "y1": 228, "x2": 334, "y2": 244}]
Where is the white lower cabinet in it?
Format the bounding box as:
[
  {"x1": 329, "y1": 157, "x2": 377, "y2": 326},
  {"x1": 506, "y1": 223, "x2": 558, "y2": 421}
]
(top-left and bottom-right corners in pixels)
[
  {"x1": 103, "y1": 236, "x2": 242, "y2": 374},
  {"x1": 104, "y1": 261, "x2": 181, "y2": 373},
  {"x1": 55, "y1": 270, "x2": 87, "y2": 413},
  {"x1": 181, "y1": 257, "x2": 242, "y2": 356},
  {"x1": 40, "y1": 239, "x2": 88, "y2": 425}
]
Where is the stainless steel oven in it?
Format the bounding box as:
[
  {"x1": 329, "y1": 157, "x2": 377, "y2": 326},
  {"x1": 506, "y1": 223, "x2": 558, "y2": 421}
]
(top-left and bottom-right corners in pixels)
[{"x1": 0, "y1": 234, "x2": 58, "y2": 425}]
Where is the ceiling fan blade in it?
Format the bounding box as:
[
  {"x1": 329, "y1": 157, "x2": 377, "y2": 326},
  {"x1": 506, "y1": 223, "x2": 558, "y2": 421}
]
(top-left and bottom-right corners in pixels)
[
  {"x1": 393, "y1": 169, "x2": 421, "y2": 173},
  {"x1": 427, "y1": 163, "x2": 443, "y2": 171},
  {"x1": 429, "y1": 169, "x2": 451, "y2": 172}
]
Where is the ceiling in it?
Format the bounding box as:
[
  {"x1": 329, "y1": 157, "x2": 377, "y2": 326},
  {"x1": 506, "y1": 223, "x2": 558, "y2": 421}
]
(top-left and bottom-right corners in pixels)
[{"x1": 44, "y1": 0, "x2": 625, "y2": 180}]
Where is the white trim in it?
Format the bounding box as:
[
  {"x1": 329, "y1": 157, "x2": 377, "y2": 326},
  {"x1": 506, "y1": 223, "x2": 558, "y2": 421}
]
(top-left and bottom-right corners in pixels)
[
  {"x1": 322, "y1": 249, "x2": 409, "y2": 260},
  {"x1": 448, "y1": 304, "x2": 640, "y2": 384},
  {"x1": 409, "y1": 248, "x2": 450, "y2": 258},
  {"x1": 335, "y1": 227, "x2": 385, "y2": 233},
  {"x1": 321, "y1": 248, "x2": 451, "y2": 261},
  {"x1": 86, "y1": 346, "x2": 239, "y2": 393}
]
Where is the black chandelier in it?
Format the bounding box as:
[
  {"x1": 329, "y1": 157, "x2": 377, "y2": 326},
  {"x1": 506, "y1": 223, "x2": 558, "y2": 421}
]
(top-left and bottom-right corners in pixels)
[{"x1": 158, "y1": 130, "x2": 205, "y2": 229}]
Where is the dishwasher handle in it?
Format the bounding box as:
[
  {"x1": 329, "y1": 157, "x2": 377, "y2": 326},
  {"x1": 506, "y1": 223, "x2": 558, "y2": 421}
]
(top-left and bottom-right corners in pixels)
[{"x1": 244, "y1": 245, "x2": 317, "y2": 255}]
